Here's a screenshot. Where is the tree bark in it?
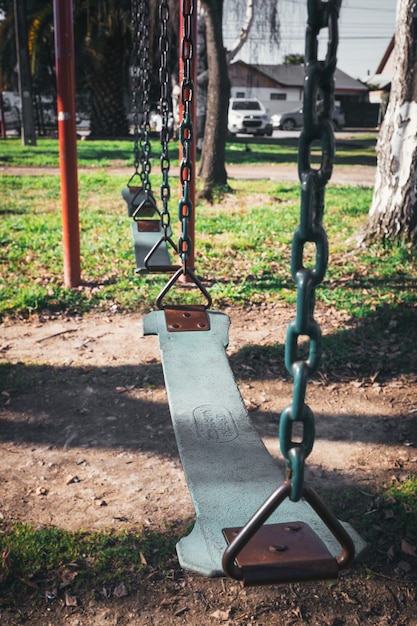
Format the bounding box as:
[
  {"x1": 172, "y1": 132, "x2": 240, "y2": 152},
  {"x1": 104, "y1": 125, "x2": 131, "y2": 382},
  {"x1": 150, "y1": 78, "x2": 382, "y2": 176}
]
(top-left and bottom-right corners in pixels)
[
  {"x1": 360, "y1": 0, "x2": 417, "y2": 243},
  {"x1": 198, "y1": 0, "x2": 230, "y2": 197}
]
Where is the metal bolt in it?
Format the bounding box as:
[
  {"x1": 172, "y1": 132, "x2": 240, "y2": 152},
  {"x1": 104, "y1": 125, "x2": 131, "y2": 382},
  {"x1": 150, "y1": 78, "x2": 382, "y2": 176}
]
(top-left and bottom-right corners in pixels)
[
  {"x1": 284, "y1": 524, "x2": 302, "y2": 532},
  {"x1": 269, "y1": 544, "x2": 288, "y2": 552}
]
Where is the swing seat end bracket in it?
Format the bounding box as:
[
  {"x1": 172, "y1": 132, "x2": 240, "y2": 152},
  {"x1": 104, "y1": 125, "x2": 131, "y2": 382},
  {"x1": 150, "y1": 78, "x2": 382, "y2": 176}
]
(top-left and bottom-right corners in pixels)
[{"x1": 164, "y1": 306, "x2": 211, "y2": 332}]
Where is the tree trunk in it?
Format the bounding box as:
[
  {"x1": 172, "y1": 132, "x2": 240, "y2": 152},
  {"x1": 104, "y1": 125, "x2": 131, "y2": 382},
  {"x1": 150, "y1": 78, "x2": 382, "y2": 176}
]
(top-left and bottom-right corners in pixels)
[
  {"x1": 88, "y1": 34, "x2": 129, "y2": 138},
  {"x1": 360, "y1": 0, "x2": 417, "y2": 243},
  {"x1": 198, "y1": 0, "x2": 230, "y2": 197},
  {"x1": 87, "y1": 10, "x2": 129, "y2": 139}
]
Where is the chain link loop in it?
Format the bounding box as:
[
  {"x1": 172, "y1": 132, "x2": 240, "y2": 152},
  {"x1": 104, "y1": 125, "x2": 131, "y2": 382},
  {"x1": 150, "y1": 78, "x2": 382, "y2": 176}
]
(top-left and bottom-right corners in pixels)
[
  {"x1": 128, "y1": 0, "x2": 153, "y2": 193},
  {"x1": 280, "y1": 0, "x2": 341, "y2": 502},
  {"x1": 178, "y1": 0, "x2": 195, "y2": 269},
  {"x1": 130, "y1": 0, "x2": 141, "y2": 183},
  {"x1": 159, "y1": 0, "x2": 173, "y2": 235}
]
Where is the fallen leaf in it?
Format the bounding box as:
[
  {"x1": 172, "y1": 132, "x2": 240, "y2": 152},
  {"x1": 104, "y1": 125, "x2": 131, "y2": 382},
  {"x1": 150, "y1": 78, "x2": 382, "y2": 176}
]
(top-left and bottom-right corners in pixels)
[
  {"x1": 340, "y1": 591, "x2": 358, "y2": 604},
  {"x1": 174, "y1": 607, "x2": 189, "y2": 617},
  {"x1": 2, "y1": 546, "x2": 11, "y2": 569},
  {"x1": 66, "y1": 475, "x2": 80, "y2": 485},
  {"x1": 139, "y1": 552, "x2": 148, "y2": 566},
  {"x1": 113, "y1": 582, "x2": 128, "y2": 598},
  {"x1": 60, "y1": 569, "x2": 79, "y2": 588},
  {"x1": 1, "y1": 391, "x2": 11, "y2": 406},
  {"x1": 20, "y1": 577, "x2": 39, "y2": 589},
  {"x1": 395, "y1": 560, "x2": 411, "y2": 575},
  {"x1": 65, "y1": 593, "x2": 78, "y2": 606},
  {"x1": 401, "y1": 539, "x2": 417, "y2": 558},
  {"x1": 210, "y1": 609, "x2": 231, "y2": 621},
  {"x1": 35, "y1": 486, "x2": 48, "y2": 496}
]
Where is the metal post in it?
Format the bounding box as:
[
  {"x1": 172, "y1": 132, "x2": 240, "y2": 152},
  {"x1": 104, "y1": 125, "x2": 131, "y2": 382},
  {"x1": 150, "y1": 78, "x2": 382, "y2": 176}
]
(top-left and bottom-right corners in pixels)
[
  {"x1": 13, "y1": 0, "x2": 37, "y2": 146},
  {"x1": 179, "y1": 0, "x2": 196, "y2": 272},
  {"x1": 53, "y1": 0, "x2": 81, "y2": 288},
  {"x1": 0, "y1": 92, "x2": 6, "y2": 139}
]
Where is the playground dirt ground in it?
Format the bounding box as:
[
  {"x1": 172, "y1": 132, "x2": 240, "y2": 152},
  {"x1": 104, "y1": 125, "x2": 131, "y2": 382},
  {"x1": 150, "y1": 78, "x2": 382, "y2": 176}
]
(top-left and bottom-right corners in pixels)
[{"x1": 1, "y1": 302, "x2": 417, "y2": 625}]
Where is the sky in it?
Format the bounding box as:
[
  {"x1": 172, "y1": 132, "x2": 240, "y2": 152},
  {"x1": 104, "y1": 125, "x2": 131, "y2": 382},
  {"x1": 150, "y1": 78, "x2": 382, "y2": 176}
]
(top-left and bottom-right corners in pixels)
[{"x1": 223, "y1": 0, "x2": 397, "y2": 81}]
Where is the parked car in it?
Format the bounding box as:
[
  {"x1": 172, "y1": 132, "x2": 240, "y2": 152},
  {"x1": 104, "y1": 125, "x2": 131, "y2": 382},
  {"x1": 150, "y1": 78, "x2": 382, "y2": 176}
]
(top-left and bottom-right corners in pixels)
[
  {"x1": 228, "y1": 97, "x2": 273, "y2": 137},
  {"x1": 272, "y1": 105, "x2": 345, "y2": 131},
  {"x1": 149, "y1": 108, "x2": 175, "y2": 136}
]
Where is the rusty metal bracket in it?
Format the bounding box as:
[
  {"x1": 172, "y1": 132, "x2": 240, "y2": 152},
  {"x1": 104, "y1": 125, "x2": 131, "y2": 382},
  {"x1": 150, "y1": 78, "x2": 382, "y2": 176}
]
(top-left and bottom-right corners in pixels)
[
  {"x1": 164, "y1": 306, "x2": 211, "y2": 332},
  {"x1": 135, "y1": 219, "x2": 161, "y2": 233},
  {"x1": 222, "y1": 480, "x2": 355, "y2": 586},
  {"x1": 223, "y1": 522, "x2": 338, "y2": 586}
]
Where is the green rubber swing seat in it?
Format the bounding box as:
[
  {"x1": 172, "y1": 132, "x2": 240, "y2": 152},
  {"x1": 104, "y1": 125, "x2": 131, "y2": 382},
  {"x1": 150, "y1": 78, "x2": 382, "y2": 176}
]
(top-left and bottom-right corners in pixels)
[{"x1": 143, "y1": 309, "x2": 366, "y2": 585}]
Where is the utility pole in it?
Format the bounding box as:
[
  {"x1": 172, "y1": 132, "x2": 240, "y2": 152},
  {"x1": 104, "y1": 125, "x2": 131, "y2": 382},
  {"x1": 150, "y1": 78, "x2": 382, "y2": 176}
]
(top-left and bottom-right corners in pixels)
[{"x1": 13, "y1": 0, "x2": 36, "y2": 145}]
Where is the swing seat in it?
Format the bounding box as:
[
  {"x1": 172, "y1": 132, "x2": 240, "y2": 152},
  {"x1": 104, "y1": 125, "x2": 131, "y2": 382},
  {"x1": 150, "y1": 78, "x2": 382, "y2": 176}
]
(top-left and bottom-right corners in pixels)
[
  {"x1": 143, "y1": 310, "x2": 366, "y2": 580},
  {"x1": 122, "y1": 186, "x2": 174, "y2": 273},
  {"x1": 130, "y1": 220, "x2": 172, "y2": 273}
]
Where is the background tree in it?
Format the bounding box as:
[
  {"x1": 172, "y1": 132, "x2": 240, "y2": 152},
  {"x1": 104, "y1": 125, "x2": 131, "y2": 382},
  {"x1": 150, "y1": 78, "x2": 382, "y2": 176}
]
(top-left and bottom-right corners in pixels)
[
  {"x1": 284, "y1": 53, "x2": 304, "y2": 65},
  {"x1": 199, "y1": 0, "x2": 279, "y2": 198},
  {"x1": 197, "y1": 0, "x2": 230, "y2": 197},
  {"x1": 84, "y1": 0, "x2": 130, "y2": 137},
  {"x1": 198, "y1": 0, "x2": 280, "y2": 197},
  {"x1": 360, "y1": 0, "x2": 417, "y2": 243}
]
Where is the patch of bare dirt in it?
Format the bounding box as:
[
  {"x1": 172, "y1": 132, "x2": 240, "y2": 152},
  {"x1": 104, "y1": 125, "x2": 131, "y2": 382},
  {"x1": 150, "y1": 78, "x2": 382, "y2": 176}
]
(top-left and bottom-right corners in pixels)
[{"x1": 0, "y1": 304, "x2": 416, "y2": 625}]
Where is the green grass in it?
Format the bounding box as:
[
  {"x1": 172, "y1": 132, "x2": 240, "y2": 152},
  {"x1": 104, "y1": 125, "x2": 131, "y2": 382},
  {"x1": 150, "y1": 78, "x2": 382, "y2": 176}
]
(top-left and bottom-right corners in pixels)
[
  {"x1": 0, "y1": 135, "x2": 415, "y2": 323},
  {"x1": 1, "y1": 168, "x2": 416, "y2": 320},
  {"x1": 0, "y1": 134, "x2": 377, "y2": 168},
  {"x1": 0, "y1": 520, "x2": 181, "y2": 605}
]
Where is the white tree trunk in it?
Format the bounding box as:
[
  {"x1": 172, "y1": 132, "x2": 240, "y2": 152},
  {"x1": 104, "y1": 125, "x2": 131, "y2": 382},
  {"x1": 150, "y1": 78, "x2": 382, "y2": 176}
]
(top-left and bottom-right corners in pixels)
[
  {"x1": 226, "y1": 0, "x2": 255, "y2": 63},
  {"x1": 362, "y1": 0, "x2": 417, "y2": 242}
]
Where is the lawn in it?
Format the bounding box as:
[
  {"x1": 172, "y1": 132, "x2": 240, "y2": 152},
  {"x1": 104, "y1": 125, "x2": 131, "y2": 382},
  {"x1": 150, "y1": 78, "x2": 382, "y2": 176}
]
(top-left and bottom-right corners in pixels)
[{"x1": 0, "y1": 134, "x2": 415, "y2": 322}]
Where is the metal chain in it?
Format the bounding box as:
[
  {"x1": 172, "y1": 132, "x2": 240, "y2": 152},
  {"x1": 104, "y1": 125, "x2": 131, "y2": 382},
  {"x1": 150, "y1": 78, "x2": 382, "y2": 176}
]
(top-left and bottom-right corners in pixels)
[
  {"x1": 159, "y1": 0, "x2": 172, "y2": 235},
  {"x1": 178, "y1": 0, "x2": 195, "y2": 270},
  {"x1": 280, "y1": 0, "x2": 341, "y2": 502},
  {"x1": 138, "y1": 0, "x2": 152, "y2": 193},
  {"x1": 130, "y1": 0, "x2": 141, "y2": 180}
]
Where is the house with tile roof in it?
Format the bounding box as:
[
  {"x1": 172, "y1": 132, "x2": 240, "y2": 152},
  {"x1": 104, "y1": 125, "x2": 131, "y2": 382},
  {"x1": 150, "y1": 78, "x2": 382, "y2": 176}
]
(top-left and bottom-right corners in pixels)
[{"x1": 228, "y1": 60, "x2": 374, "y2": 127}]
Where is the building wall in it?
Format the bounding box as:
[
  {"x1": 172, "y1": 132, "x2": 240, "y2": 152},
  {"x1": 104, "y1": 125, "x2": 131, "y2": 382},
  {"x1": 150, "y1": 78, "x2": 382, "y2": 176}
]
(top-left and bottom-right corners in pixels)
[
  {"x1": 229, "y1": 85, "x2": 302, "y2": 115},
  {"x1": 228, "y1": 65, "x2": 302, "y2": 115}
]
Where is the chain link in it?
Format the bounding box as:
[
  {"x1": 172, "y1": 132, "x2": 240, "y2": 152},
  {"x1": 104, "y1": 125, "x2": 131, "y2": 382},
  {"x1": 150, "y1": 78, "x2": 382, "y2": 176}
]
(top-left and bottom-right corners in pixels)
[
  {"x1": 178, "y1": 0, "x2": 195, "y2": 269},
  {"x1": 159, "y1": 0, "x2": 172, "y2": 233},
  {"x1": 130, "y1": 0, "x2": 141, "y2": 180},
  {"x1": 280, "y1": 0, "x2": 341, "y2": 502},
  {"x1": 129, "y1": 0, "x2": 154, "y2": 193}
]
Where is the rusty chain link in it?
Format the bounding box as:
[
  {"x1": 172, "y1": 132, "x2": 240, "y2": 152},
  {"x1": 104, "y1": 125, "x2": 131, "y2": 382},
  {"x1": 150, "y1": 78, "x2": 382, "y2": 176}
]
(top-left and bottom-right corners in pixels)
[
  {"x1": 178, "y1": 0, "x2": 195, "y2": 270},
  {"x1": 280, "y1": 0, "x2": 341, "y2": 502}
]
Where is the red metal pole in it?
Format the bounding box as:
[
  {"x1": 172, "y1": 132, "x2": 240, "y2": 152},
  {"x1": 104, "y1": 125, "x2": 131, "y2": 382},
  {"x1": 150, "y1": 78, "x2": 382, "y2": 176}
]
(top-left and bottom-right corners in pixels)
[
  {"x1": 179, "y1": 0, "x2": 196, "y2": 271},
  {"x1": 53, "y1": 0, "x2": 81, "y2": 287}
]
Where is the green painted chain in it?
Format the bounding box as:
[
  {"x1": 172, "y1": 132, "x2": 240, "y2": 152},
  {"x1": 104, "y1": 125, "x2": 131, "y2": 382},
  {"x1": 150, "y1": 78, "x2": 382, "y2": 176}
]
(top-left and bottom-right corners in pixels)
[
  {"x1": 159, "y1": 0, "x2": 172, "y2": 235},
  {"x1": 280, "y1": 0, "x2": 342, "y2": 502},
  {"x1": 178, "y1": 0, "x2": 195, "y2": 269}
]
